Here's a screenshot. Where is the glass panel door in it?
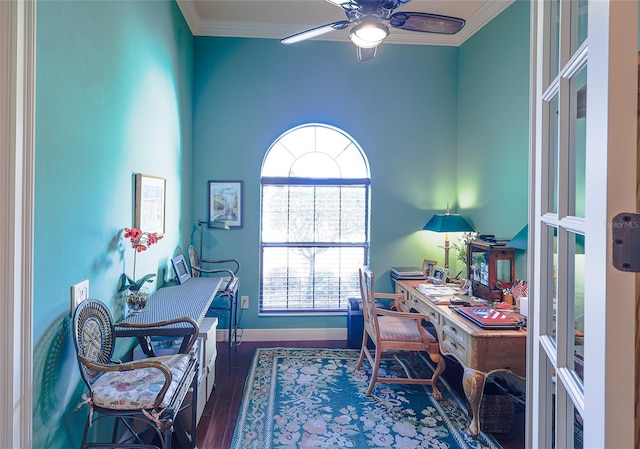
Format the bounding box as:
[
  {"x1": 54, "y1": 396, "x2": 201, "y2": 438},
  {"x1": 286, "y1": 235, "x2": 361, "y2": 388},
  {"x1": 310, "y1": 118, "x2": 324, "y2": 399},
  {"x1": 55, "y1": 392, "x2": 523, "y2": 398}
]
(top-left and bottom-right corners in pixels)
[{"x1": 530, "y1": 1, "x2": 637, "y2": 448}]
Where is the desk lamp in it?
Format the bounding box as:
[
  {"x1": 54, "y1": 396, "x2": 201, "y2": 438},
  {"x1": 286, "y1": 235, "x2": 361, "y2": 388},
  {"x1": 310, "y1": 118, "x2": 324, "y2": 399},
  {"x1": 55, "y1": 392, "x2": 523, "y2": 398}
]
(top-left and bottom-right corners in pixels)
[
  {"x1": 423, "y1": 206, "x2": 474, "y2": 270},
  {"x1": 506, "y1": 225, "x2": 528, "y2": 250},
  {"x1": 197, "y1": 217, "x2": 229, "y2": 257}
]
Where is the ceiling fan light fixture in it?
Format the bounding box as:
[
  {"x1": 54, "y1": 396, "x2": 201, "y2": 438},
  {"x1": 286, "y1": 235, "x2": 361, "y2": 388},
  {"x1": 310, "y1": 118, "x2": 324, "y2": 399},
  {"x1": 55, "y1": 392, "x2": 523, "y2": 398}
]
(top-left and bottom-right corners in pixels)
[{"x1": 349, "y1": 22, "x2": 389, "y2": 48}]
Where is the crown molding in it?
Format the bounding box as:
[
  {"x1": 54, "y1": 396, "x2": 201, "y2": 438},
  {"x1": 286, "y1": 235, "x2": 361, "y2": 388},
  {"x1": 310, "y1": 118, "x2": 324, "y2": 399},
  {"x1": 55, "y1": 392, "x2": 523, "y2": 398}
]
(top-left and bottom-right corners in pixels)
[
  {"x1": 454, "y1": 0, "x2": 514, "y2": 45},
  {"x1": 178, "y1": 0, "x2": 514, "y2": 47},
  {"x1": 176, "y1": 0, "x2": 199, "y2": 34}
]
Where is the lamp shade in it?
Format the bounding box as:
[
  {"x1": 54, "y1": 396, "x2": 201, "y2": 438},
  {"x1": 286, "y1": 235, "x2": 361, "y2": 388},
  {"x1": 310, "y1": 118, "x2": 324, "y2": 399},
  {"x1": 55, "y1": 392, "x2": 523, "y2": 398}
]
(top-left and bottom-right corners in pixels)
[
  {"x1": 506, "y1": 225, "x2": 528, "y2": 250},
  {"x1": 349, "y1": 23, "x2": 389, "y2": 48},
  {"x1": 423, "y1": 214, "x2": 474, "y2": 233}
]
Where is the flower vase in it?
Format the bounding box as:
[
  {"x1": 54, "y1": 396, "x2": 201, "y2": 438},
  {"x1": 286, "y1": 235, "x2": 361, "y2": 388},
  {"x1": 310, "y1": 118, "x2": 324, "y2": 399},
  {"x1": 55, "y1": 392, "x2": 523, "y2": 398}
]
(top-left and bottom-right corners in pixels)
[{"x1": 126, "y1": 292, "x2": 149, "y2": 314}]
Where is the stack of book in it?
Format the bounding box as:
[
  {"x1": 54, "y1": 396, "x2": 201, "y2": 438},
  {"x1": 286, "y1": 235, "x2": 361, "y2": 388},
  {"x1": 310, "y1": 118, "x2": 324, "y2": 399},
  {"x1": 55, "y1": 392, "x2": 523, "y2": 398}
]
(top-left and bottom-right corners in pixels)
[
  {"x1": 390, "y1": 266, "x2": 425, "y2": 280},
  {"x1": 416, "y1": 283, "x2": 458, "y2": 304},
  {"x1": 417, "y1": 283, "x2": 457, "y2": 298}
]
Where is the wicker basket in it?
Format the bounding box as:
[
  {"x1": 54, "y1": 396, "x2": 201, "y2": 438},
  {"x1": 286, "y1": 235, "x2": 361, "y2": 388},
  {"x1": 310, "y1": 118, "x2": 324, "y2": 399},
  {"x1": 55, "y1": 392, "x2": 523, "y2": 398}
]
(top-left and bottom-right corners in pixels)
[{"x1": 480, "y1": 393, "x2": 515, "y2": 434}]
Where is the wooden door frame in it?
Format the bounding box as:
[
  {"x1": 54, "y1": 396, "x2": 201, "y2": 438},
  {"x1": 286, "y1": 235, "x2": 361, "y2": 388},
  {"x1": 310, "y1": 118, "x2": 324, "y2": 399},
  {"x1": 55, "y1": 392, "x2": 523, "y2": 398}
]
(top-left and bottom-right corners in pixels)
[{"x1": 0, "y1": 1, "x2": 35, "y2": 447}]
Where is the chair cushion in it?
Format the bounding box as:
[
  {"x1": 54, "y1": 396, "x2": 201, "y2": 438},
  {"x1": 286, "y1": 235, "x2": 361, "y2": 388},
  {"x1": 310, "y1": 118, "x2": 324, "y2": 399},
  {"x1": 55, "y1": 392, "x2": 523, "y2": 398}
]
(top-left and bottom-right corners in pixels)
[
  {"x1": 378, "y1": 316, "x2": 437, "y2": 343},
  {"x1": 91, "y1": 353, "x2": 193, "y2": 410}
]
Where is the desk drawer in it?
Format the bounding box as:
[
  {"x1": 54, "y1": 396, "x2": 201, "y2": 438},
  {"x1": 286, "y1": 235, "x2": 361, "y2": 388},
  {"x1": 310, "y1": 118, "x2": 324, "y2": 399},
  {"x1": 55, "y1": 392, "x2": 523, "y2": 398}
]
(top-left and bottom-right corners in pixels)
[
  {"x1": 413, "y1": 294, "x2": 440, "y2": 325},
  {"x1": 441, "y1": 317, "x2": 471, "y2": 365},
  {"x1": 405, "y1": 293, "x2": 440, "y2": 325}
]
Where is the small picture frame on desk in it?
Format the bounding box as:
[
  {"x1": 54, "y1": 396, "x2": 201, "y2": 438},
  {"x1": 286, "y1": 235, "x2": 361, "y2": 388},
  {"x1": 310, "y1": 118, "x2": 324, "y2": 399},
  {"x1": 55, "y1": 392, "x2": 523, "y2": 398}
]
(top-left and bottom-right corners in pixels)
[
  {"x1": 171, "y1": 254, "x2": 192, "y2": 285},
  {"x1": 422, "y1": 259, "x2": 437, "y2": 278},
  {"x1": 432, "y1": 266, "x2": 448, "y2": 282}
]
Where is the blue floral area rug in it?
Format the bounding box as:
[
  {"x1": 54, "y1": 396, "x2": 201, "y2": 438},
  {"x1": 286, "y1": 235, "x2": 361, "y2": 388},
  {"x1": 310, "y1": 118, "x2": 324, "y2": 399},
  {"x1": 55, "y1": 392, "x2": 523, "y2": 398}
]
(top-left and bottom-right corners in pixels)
[{"x1": 230, "y1": 347, "x2": 502, "y2": 449}]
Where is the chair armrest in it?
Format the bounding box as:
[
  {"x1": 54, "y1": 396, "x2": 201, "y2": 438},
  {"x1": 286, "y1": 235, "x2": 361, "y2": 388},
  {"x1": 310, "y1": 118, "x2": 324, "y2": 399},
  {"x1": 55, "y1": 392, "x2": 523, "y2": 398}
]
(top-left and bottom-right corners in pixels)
[
  {"x1": 377, "y1": 308, "x2": 431, "y2": 321},
  {"x1": 192, "y1": 266, "x2": 238, "y2": 293},
  {"x1": 373, "y1": 292, "x2": 404, "y2": 310},
  {"x1": 78, "y1": 356, "x2": 174, "y2": 409},
  {"x1": 199, "y1": 257, "x2": 240, "y2": 275},
  {"x1": 116, "y1": 317, "x2": 199, "y2": 353},
  {"x1": 220, "y1": 274, "x2": 239, "y2": 294}
]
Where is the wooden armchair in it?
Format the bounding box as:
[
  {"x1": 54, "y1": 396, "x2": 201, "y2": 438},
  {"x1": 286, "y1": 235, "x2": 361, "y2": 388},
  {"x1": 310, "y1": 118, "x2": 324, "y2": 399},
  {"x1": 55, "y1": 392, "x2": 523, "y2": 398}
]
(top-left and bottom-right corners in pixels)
[
  {"x1": 72, "y1": 299, "x2": 200, "y2": 449},
  {"x1": 356, "y1": 266, "x2": 446, "y2": 399}
]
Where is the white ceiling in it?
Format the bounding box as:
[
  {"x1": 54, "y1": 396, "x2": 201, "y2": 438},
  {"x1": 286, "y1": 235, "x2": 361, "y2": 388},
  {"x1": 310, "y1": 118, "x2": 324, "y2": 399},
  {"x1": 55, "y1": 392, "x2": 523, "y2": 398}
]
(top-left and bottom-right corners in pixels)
[{"x1": 177, "y1": 0, "x2": 514, "y2": 47}]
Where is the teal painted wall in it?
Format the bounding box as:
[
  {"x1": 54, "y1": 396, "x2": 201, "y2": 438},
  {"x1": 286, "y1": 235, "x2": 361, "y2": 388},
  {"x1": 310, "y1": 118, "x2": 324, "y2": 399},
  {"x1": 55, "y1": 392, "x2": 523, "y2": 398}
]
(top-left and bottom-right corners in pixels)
[
  {"x1": 458, "y1": 0, "x2": 531, "y2": 278},
  {"x1": 32, "y1": 0, "x2": 531, "y2": 444},
  {"x1": 192, "y1": 38, "x2": 461, "y2": 330},
  {"x1": 34, "y1": 1, "x2": 193, "y2": 446}
]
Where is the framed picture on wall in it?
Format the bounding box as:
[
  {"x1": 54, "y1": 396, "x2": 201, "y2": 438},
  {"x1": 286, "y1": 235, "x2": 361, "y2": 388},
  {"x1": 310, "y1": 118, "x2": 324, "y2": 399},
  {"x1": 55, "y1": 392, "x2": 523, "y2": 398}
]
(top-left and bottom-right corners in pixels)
[
  {"x1": 135, "y1": 174, "x2": 166, "y2": 234},
  {"x1": 208, "y1": 180, "x2": 242, "y2": 228}
]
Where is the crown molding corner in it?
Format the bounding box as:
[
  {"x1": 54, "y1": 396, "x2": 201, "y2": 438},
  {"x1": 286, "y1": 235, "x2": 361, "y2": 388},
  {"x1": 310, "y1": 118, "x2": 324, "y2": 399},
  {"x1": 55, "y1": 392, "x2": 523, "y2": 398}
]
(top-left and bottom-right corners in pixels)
[
  {"x1": 455, "y1": 0, "x2": 515, "y2": 45},
  {"x1": 176, "y1": 0, "x2": 199, "y2": 35}
]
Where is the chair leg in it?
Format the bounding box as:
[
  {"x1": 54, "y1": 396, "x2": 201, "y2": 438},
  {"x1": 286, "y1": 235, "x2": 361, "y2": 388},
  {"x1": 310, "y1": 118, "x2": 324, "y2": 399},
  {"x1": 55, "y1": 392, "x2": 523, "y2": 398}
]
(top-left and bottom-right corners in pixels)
[
  {"x1": 111, "y1": 417, "x2": 120, "y2": 443},
  {"x1": 356, "y1": 331, "x2": 368, "y2": 370},
  {"x1": 427, "y1": 352, "x2": 446, "y2": 400},
  {"x1": 80, "y1": 414, "x2": 91, "y2": 449},
  {"x1": 366, "y1": 346, "x2": 383, "y2": 396},
  {"x1": 162, "y1": 429, "x2": 172, "y2": 449}
]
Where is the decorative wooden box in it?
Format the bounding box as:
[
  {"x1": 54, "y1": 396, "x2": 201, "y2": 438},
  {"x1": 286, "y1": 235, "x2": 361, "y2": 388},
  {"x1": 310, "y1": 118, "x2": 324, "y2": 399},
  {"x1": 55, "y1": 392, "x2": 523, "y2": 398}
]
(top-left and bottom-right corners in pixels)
[{"x1": 467, "y1": 239, "x2": 515, "y2": 301}]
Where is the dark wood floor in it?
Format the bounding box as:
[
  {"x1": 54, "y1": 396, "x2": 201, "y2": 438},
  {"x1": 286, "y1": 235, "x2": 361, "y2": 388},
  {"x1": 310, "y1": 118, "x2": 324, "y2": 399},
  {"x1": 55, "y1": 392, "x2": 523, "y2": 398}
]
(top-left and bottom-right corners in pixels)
[{"x1": 186, "y1": 340, "x2": 525, "y2": 449}]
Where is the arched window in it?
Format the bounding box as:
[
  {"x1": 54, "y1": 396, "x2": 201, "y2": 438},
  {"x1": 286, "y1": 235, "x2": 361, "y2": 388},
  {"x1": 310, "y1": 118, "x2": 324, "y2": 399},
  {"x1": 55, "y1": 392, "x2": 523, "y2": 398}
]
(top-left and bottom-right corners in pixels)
[{"x1": 260, "y1": 123, "x2": 371, "y2": 312}]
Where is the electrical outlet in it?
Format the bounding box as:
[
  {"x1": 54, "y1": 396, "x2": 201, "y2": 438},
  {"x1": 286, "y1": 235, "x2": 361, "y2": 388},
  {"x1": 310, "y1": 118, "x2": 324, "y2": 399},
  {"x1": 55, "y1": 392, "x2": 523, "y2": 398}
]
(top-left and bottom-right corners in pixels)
[
  {"x1": 241, "y1": 295, "x2": 249, "y2": 309},
  {"x1": 71, "y1": 279, "x2": 90, "y2": 313}
]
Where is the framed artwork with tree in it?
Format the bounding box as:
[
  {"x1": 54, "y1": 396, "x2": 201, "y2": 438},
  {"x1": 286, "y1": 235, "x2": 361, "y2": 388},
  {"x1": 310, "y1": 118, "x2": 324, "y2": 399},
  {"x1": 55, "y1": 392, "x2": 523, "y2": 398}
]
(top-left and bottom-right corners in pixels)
[{"x1": 208, "y1": 180, "x2": 242, "y2": 228}]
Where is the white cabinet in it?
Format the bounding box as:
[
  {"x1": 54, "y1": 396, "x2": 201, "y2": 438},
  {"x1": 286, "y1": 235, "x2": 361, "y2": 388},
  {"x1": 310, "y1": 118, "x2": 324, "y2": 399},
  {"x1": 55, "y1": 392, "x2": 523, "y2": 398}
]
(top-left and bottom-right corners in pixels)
[
  {"x1": 199, "y1": 317, "x2": 218, "y2": 419},
  {"x1": 182, "y1": 317, "x2": 218, "y2": 428}
]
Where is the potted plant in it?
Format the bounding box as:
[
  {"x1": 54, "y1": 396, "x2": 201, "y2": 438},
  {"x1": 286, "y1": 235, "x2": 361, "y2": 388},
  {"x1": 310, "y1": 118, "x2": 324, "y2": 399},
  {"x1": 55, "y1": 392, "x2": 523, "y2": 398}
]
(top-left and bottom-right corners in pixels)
[
  {"x1": 452, "y1": 231, "x2": 478, "y2": 278},
  {"x1": 119, "y1": 227, "x2": 163, "y2": 313}
]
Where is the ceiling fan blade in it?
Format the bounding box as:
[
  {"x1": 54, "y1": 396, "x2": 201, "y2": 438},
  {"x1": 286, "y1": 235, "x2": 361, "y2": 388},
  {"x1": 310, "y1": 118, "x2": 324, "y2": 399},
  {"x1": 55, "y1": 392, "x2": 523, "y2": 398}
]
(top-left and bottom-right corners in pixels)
[
  {"x1": 357, "y1": 46, "x2": 377, "y2": 62},
  {"x1": 281, "y1": 20, "x2": 352, "y2": 45},
  {"x1": 389, "y1": 12, "x2": 465, "y2": 34}
]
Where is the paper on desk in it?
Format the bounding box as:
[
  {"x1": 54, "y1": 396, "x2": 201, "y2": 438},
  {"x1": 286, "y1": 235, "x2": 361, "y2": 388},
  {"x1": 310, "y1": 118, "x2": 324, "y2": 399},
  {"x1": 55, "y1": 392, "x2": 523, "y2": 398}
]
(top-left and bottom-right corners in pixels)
[{"x1": 417, "y1": 284, "x2": 457, "y2": 297}]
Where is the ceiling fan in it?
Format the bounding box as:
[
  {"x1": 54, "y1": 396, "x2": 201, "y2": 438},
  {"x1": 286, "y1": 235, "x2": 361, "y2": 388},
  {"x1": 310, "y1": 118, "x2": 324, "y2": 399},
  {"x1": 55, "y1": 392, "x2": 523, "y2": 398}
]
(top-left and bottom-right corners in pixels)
[{"x1": 281, "y1": 0, "x2": 466, "y2": 61}]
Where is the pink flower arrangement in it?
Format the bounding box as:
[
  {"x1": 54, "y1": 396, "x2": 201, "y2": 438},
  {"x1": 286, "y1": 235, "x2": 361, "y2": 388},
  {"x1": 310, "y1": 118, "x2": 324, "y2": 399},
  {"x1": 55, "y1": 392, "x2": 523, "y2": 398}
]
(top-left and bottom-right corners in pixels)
[
  {"x1": 119, "y1": 227, "x2": 164, "y2": 295},
  {"x1": 123, "y1": 227, "x2": 163, "y2": 252}
]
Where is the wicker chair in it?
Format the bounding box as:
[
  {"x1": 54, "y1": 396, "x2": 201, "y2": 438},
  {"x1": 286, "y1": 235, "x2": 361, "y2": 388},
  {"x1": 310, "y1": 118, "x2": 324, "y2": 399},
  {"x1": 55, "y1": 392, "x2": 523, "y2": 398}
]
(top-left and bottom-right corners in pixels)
[
  {"x1": 187, "y1": 245, "x2": 239, "y2": 291},
  {"x1": 356, "y1": 266, "x2": 446, "y2": 399},
  {"x1": 72, "y1": 299, "x2": 200, "y2": 449},
  {"x1": 188, "y1": 244, "x2": 240, "y2": 373}
]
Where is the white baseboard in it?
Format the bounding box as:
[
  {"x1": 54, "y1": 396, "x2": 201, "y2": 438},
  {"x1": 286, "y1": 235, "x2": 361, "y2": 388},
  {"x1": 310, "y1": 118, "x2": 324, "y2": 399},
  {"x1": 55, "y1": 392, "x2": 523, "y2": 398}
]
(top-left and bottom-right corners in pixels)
[{"x1": 216, "y1": 328, "x2": 347, "y2": 342}]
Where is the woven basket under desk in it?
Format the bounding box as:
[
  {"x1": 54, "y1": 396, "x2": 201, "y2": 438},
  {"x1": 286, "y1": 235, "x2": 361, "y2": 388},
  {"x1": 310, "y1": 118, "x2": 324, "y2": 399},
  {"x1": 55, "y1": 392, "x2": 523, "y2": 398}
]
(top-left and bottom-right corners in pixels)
[{"x1": 479, "y1": 393, "x2": 515, "y2": 434}]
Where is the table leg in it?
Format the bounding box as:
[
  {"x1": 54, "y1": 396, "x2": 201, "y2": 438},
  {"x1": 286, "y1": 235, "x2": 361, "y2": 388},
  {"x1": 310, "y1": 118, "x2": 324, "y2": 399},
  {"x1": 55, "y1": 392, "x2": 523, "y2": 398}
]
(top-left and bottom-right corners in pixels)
[
  {"x1": 227, "y1": 292, "x2": 233, "y2": 374},
  {"x1": 174, "y1": 367, "x2": 198, "y2": 449},
  {"x1": 137, "y1": 336, "x2": 155, "y2": 357},
  {"x1": 462, "y1": 367, "x2": 487, "y2": 437}
]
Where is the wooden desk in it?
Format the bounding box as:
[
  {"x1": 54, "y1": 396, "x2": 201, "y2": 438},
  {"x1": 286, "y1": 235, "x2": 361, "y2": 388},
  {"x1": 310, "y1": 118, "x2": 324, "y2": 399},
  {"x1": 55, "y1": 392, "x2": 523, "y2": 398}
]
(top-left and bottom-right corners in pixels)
[
  {"x1": 116, "y1": 277, "x2": 222, "y2": 354},
  {"x1": 394, "y1": 279, "x2": 526, "y2": 436}
]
